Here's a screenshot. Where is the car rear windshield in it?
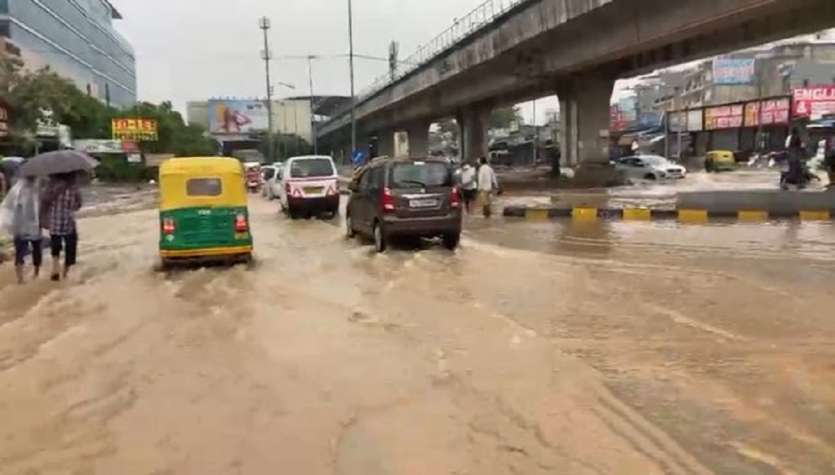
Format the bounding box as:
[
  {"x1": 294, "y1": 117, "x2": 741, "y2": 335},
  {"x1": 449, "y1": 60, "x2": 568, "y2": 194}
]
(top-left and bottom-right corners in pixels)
[
  {"x1": 390, "y1": 162, "x2": 452, "y2": 189},
  {"x1": 290, "y1": 159, "x2": 334, "y2": 178},
  {"x1": 186, "y1": 178, "x2": 222, "y2": 196}
]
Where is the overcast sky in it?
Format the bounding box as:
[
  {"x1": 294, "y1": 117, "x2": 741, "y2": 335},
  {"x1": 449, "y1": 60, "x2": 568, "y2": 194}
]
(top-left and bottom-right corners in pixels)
[{"x1": 110, "y1": 0, "x2": 498, "y2": 111}]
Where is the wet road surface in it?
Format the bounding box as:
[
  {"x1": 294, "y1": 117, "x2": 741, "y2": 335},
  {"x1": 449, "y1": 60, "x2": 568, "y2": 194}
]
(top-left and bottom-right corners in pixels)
[{"x1": 1, "y1": 192, "x2": 834, "y2": 474}]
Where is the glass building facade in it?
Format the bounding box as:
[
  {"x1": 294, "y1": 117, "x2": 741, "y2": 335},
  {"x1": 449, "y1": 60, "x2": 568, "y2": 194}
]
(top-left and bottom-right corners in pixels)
[{"x1": 0, "y1": 0, "x2": 136, "y2": 107}]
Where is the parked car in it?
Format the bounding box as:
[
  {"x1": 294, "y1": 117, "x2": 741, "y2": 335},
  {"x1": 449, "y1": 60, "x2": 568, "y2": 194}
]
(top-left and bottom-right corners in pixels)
[
  {"x1": 615, "y1": 155, "x2": 687, "y2": 181},
  {"x1": 278, "y1": 156, "x2": 339, "y2": 219},
  {"x1": 346, "y1": 156, "x2": 462, "y2": 253},
  {"x1": 704, "y1": 150, "x2": 737, "y2": 172}
]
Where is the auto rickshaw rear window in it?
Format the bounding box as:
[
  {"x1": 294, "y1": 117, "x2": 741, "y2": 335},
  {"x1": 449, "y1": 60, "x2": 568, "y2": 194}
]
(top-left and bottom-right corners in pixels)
[{"x1": 186, "y1": 178, "x2": 223, "y2": 196}]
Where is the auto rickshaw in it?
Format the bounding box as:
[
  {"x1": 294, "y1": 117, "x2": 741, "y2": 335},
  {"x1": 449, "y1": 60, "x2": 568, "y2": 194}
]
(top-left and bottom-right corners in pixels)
[
  {"x1": 704, "y1": 150, "x2": 737, "y2": 172},
  {"x1": 158, "y1": 157, "x2": 253, "y2": 267}
]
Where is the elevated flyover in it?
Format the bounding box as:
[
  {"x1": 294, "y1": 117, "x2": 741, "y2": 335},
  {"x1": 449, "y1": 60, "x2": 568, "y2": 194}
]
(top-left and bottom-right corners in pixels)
[{"x1": 318, "y1": 0, "x2": 835, "y2": 183}]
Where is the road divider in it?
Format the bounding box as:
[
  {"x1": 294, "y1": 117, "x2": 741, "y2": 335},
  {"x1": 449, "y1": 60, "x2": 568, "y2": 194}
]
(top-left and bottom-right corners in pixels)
[{"x1": 504, "y1": 206, "x2": 835, "y2": 223}]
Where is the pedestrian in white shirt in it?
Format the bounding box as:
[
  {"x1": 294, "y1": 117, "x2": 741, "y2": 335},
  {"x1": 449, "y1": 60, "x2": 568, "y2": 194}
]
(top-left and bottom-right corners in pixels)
[
  {"x1": 477, "y1": 157, "x2": 498, "y2": 218},
  {"x1": 459, "y1": 162, "x2": 478, "y2": 214}
]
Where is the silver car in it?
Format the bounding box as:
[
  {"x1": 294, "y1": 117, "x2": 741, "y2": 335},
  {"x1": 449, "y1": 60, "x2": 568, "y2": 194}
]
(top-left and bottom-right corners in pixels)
[{"x1": 616, "y1": 155, "x2": 687, "y2": 181}]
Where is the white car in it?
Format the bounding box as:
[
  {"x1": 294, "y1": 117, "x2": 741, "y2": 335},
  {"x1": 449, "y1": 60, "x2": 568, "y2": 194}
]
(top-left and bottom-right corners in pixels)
[
  {"x1": 615, "y1": 155, "x2": 687, "y2": 181},
  {"x1": 278, "y1": 156, "x2": 340, "y2": 219}
]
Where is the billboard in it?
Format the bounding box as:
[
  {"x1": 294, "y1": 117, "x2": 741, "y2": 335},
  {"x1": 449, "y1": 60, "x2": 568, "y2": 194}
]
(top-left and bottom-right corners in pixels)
[
  {"x1": 713, "y1": 58, "x2": 755, "y2": 85},
  {"x1": 112, "y1": 118, "x2": 158, "y2": 141},
  {"x1": 793, "y1": 86, "x2": 835, "y2": 120},
  {"x1": 705, "y1": 104, "x2": 744, "y2": 130},
  {"x1": 209, "y1": 100, "x2": 269, "y2": 134}
]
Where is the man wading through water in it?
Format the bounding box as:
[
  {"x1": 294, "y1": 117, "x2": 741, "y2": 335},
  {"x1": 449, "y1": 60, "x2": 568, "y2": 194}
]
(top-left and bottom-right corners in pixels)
[{"x1": 41, "y1": 172, "x2": 82, "y2": 281}]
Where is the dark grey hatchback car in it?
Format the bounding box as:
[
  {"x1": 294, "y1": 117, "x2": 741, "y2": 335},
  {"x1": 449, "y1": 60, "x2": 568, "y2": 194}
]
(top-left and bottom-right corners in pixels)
[{"x1": 346, "y1": 157, "x2": 463, "y2": 252}]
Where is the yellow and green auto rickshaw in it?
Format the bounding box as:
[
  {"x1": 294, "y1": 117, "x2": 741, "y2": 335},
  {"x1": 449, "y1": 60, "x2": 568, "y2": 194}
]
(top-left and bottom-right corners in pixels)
[{"x1": 158, "y1": 157, "x2": 253, "y2": 267}]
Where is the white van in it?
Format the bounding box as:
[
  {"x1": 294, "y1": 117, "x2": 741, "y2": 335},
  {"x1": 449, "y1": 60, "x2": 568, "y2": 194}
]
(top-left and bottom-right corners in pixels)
[{"x1": 279, "y1": 155, "x2": 340, "y2": 219}]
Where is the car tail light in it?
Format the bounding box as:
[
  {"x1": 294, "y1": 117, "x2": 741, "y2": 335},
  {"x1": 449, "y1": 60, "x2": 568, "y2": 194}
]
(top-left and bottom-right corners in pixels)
[
  {"x1": 326, "y1": 183, "x2": 338, "y2": 196},
  {"x1": 235, "y1": 214, "x2": 249, "y2": 232},
  {"x1": 285, "y1": 182, "x2": 292, "y2": 194},
  {"x1": 381, "y1": 187, "x2": 395, "y2": 213},
  {"x1": 162, "y1": 218, "x2": 176, "y2": 234},
  {"x1": 291, "y1": 187, "x2": 303, "y2": 198},
  {"x1": 450, "y1": 186, "x2": 461, "y2": 209}
]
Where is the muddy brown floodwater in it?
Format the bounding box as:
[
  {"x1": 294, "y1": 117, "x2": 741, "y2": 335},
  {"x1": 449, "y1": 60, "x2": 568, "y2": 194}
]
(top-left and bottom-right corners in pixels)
[{"x1": 0, "y1": 192, "x2": 834, "y2": 474}]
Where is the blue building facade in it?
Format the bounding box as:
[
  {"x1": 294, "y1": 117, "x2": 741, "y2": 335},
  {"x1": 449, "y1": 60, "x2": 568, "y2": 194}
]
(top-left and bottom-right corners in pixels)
[{"x1": 0, "y1": 0, "x2": 136, "y2": 107}]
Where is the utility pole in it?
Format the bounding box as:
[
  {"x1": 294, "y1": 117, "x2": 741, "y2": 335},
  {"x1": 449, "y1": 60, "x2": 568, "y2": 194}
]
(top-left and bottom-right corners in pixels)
[
  {"x1": 532, "y1": 99, "x2": 537, "y2": 165},
  {"x1": 308, "y1": 55, "x2": 318, "y2": 154},
  {"x1": 259, "y1": 17, "x2": 275, "y2": 163},
  {"x1": 348, "y1": 0, "x2": 357, "y2": 162}
]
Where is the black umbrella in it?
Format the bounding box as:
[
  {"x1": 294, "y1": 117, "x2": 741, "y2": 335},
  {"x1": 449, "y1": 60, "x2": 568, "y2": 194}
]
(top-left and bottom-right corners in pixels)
[{"x1": 20, "y1": 150, "x2": 99, "y2": 177}]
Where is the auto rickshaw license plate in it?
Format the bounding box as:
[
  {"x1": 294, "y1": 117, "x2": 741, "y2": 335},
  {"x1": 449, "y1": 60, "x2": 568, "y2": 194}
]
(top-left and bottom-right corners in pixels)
[{"x1": 303, "y1": 186, "x2": 323, "y2": 194}]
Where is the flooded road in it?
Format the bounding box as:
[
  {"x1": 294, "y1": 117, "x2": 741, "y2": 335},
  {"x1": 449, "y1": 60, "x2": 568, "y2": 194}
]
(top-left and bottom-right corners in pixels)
[{"x1": 1, "y1": 193, "x2": 834, "y2": 474}]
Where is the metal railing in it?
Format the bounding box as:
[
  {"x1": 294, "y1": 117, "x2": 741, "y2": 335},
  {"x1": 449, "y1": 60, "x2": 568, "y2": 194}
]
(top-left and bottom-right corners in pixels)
[{"x1": 336, "y1": 0, "x2": 529, "y2": 120}]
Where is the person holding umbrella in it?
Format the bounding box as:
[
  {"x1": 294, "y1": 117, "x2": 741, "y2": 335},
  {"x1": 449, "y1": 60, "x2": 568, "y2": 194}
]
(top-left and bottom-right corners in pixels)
[{"x1": 20, "y1": 150, "x2": 97, "y2": 281}]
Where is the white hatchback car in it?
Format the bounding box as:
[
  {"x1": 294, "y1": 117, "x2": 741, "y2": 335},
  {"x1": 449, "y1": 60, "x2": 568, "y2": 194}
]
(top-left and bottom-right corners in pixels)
[
  {"x1": 615, "y1": 155, "x2": 687, "y2": 181},
  {"x1": 279, "y1": 156, "x2": 340, "y2": 219}
]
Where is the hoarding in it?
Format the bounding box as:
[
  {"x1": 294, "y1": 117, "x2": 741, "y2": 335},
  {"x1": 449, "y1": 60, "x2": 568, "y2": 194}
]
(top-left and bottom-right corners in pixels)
[
  {"x1": 793, "y1": 86, "x2": 835, "y2": 120},
  {"x1": 112, "y1": 118, "x2": 158, "y2": 141},
  {"x1": 687, "y1": 110, "x2": 703, "y2": 132},
  {"x1": 760, "y1": 98, "x2": 791, "y2": 125},
  {"x1": 209, "y1": 100, "x2": 269, "y2": 134},
  {"x1": 704, "y1": 104, "x2": 744, "y2": 130},
  {"x1": 713, "y1": 58, "x2": 755, "y2": 85}
]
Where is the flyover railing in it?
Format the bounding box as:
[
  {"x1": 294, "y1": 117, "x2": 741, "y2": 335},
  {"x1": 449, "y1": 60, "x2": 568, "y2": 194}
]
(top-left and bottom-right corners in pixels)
[{"x1": 334, "y1": 0, "x2": 529, "y2": 121}]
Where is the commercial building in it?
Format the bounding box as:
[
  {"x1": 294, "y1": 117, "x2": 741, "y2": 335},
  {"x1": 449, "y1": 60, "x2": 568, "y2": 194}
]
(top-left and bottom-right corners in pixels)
[{"x1": 0, "y1": 0, "x2": 137, "y2": 107}]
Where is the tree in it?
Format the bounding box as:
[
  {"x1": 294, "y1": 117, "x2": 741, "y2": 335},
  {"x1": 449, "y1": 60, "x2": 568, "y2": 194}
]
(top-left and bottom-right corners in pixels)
[
  {"x1": 259, "y1": 133, "x2": 312, "y2": 161},
  {"x1": 489, "y1": 106, "x2": 523, "y2": 130}
]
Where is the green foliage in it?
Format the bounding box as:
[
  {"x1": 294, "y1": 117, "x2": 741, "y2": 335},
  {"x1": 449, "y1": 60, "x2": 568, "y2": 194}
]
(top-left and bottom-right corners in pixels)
[
  {"x1": 259, "y1": 133, "x2": 312, "y2": 162},
  {"x1": 489, "y1": 106, "x2": 523, "y2": 130}
]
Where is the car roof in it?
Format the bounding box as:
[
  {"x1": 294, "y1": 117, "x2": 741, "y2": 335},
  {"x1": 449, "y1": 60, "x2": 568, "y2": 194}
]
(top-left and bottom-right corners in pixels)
[
  {"x1": 367, "y1": 156, "x2": 451, "y2": 168},
  {"x1": 286, "y1": 155, "x2": 334, "y2": 162}
]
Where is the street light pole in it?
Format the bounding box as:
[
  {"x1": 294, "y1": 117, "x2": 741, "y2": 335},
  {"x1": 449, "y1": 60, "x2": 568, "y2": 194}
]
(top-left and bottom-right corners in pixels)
[
  {"x1": 308, "y1": 55, "x2": 318, "y2": 155},
  {"x1": 259, "y1": 17, "x2": 275, "y2": 163},
  {"x1": 348, "y1": 0, "x2": 357, "y2": 162},
  {"x1": 532, "y1": 98, "x2": 537, "y2": 165}
]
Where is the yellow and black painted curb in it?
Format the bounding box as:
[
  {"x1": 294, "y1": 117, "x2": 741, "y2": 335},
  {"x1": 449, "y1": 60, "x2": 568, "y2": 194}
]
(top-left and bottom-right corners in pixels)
[{"x1": 503, "y1": 207, "x2": 834, "y2": 223}]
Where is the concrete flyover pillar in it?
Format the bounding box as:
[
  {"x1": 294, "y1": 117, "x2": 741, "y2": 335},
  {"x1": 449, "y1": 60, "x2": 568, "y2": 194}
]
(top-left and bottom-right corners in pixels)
[
  {"x1": 556, "y1": 74, "x2": 619, "y2": 186},
  {"x1": 458, "y1": 106, "x2": 490, "y2": 164},
  {"x1": 405, "y1": 121, "x2": 431, "y2": 158},
  {"x1": 376, "y1": 129, "x2": 396, "y2": 158}
]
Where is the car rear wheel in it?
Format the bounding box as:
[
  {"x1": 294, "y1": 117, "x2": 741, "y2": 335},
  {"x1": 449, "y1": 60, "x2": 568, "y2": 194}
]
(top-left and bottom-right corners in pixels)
[
  {"x1": 373, "y1": 221, "x2": 387, "y2": 253},
  {"x1": 443, "y1": 233, "x2": 460, "y2": 250},
  {"x1": 644, "y1": 173, "x2": 657, "y2": 181}
]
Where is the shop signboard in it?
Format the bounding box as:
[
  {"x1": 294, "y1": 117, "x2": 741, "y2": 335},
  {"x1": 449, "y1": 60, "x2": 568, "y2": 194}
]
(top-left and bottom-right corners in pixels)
[
  {"x1": 760, "y1": 98, "x2": 790, "y2": 125},
  {"x1": 713, "y1": 58, "x2": 755, "y2": 85},
  {"x1": 0, "y1": 102, "x2": 8, "y2": 137},
  {"x1": 686, "y1": 109, "x2": 703, "y2": 132},
  {"x1": 745, "y1": 102, "x2": 760, "y2": 127},
  {"x1": 792, "y1": 86, "x2": 835, "y2": 120},
  {"x1": 668, "y1": 111, "x2": 686, "y2": 133},
  {"x1": 112, "y1": 118, "x2": 159, "y2": 141},
  {"x1": 209, "y1": 100, "x2": 269, "y2": 134},
  {"x1": 705, "y1": 104, "x2": 744, "y2": 130}
]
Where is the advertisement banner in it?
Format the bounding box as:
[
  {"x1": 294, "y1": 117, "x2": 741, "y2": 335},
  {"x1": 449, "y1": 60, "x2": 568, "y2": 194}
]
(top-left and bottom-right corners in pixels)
[
  {"x1": 713, "y1": 58, "x2": 756, "y2": 85},
  {"x1": 687, "y1": 110, "x2": 703, "y2": 132},
  {"x1": 610, "y1": 105, "x2": 627, "y2": 132},
  {"x1": 209, "y1": 100, "x2": 269, "y2": 134},
  {"x1": 792, "y1": 86, "x2": 835, "y2": 120},
  {"x1": 760, "y1": 98, "x2": 790, "y2": 125},
  {"x1": 705, "y1": 104, "x2": 744, "y2": 130},
  {"x1": 112, "y1": 118, "x2": 159, "y2": 141}
]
